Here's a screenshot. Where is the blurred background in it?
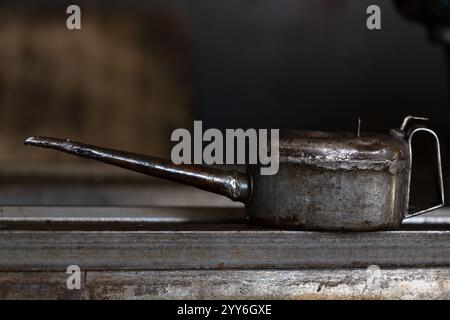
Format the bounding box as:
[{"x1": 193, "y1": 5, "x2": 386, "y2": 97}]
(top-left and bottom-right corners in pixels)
[{"x1": 0, "y1": 0, "x2": 448, "y2": 207}]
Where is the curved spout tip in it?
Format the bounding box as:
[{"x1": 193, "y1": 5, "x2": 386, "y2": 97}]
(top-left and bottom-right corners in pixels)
[
  {"x1": 25, "y1": 136, "x2": 68, "y2": 148},
  {"x1": 24, "y1": 136, "x2": 44, "y2": 146}
]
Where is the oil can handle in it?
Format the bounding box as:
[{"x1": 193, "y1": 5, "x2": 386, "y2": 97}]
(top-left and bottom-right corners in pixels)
[{"x1": 404, "y1": 125, "x2": 445, "y2": 218}]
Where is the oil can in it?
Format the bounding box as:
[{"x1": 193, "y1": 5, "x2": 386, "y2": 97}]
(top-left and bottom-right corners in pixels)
[{"x1": 25, "y1": 116, "x2": 444, "y2": 231}]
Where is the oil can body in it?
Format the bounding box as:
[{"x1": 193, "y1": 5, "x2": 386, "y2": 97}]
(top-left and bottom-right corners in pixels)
[{"x1": 246, "y1": 131, "x2": 410, "y2": 231}]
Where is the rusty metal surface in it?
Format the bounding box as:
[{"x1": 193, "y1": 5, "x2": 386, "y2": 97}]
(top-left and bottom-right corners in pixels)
[
  {"x1": 0, "y1": 272, "x2": 83, "y2": 300},
  {"x1": 0, "y1": 206, "x2": 449, "y2": 299},
  {"x1": 246, "y1": 130, "x2": 412, "y2": 230},
  {"x1": 0, "y1": 226, "x2": 449, "y2": 270},
  {"x1": 0, "y1": 206, "x2": 244, "y2": 224},
  {"x1": 85, "y1": 268, "x2": 450, "y2": 300},
  {"x1": 23, "y1": 115, "x2": 444, "y2": 231},
  {"x1": 23, "y1": 133, "x2": 411, "y2": 231},
  {"x1": 0, "y1": 206, "x2": 450, "y2": 226},
  {"x1": 24, "y1": 137, "x2": 250, "y2": 203},
  {"x1": 247, "y1": 163, "x2": 409, "y2": 230},
  {"x1": 0, "y1": 269, "x2": 449, "y2": 300},
  {"x1": 279, "y1": 130, "x2": 407, "y2": 164}
]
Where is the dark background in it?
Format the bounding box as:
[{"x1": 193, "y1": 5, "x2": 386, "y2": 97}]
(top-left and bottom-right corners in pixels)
[
  {"x1": 15, "y1": 0, "x2": 447, "y2": 130},
  {"x1": 179, "y1": 0, "x2": 449, "y2": 131}
]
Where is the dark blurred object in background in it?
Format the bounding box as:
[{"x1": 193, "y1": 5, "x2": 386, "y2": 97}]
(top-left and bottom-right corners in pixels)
[
  {"x1": 394, "y1": 0, "x2": 450, "y2": 45},
  {"x1": 184, "y1": 0, "x2": 448, "y2": 131}
]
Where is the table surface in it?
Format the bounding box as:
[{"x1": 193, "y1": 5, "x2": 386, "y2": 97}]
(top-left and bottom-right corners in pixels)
[
  {"x1": 0, "y1": 184, "x2": 449, "y2": 299},
  {"x1": 0, "y1": 206, "x2": 449, "y2": 271}
]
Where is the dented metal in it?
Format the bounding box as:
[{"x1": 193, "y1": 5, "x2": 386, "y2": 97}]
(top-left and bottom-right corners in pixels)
[{"x1": 24, "y1": 116, "x2": 445, "y2": 231}]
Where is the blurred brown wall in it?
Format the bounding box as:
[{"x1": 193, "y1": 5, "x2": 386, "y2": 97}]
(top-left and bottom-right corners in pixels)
[{"x1": 0, "y1": 5, "x2": 192, "y2": 165}]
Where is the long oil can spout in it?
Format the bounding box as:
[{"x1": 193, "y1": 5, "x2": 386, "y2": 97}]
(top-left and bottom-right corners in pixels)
[{"x1": 24, "y1": 136, "x2": 251, "y2": 203}]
